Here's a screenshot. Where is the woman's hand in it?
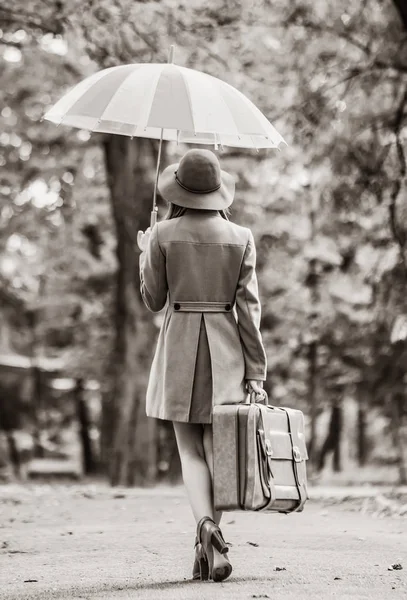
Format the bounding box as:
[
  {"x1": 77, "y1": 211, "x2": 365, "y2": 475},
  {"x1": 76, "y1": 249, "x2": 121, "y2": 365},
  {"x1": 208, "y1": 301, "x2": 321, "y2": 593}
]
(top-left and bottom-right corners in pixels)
[
  {"x1": 246, "y1": 379, "x2": 264, "y2": 395},
  {"x1": 246, "y1": 380, "x2": 267, "y2": 403},
  {"x1": 137, "y1": 227, "x2": 151, "y2": 251}
]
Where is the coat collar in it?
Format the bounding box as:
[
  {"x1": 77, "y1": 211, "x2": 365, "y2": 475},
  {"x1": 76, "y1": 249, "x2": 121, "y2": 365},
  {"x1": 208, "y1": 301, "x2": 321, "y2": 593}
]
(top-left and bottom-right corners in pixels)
[{"x1": 183, "y1": 209, "x2": 222, "y2": 218}]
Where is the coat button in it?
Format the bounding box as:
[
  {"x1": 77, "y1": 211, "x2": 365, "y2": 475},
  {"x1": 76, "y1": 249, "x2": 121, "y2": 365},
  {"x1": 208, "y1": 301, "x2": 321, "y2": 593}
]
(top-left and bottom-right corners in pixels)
[
  {"x1": 174, "y1": 303, "x2": 180, "y2": 311},
  {"x1": 225, "y1": 303, "x2": 231, "y2": 311}
]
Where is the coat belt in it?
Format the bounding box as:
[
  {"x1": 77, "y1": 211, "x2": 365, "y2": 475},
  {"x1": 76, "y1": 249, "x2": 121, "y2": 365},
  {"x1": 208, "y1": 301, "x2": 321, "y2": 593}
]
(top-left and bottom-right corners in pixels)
[{"x1": 170, "y1": 301, "x2": 234, "y2": 312}]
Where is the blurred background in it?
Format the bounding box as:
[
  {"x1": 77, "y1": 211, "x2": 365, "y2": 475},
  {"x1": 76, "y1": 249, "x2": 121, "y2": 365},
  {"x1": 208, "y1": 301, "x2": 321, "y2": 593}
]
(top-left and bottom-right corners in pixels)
[{"x1": 0, "y1": 0, "x2": 406, "y2": 488}]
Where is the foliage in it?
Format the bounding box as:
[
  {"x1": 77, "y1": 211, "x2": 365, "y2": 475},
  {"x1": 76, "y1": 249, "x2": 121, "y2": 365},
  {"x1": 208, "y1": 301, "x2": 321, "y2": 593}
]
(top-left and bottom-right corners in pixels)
[
  {"x1": 254, "y1": 0, "x2": 407, "y2": 417},
  {"x1": 0, "y1": 12, "x2": 116, "y2": 380}
]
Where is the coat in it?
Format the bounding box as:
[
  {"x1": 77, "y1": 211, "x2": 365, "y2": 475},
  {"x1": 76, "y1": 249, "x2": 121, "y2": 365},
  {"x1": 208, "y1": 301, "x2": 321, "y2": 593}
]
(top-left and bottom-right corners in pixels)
[{"x1": 139, "y1": 209, "x2": 267, "y2": 423}]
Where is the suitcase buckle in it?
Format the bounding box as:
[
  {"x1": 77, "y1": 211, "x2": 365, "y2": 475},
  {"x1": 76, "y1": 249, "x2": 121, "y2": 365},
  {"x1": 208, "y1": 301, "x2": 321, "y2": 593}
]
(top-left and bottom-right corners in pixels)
[
  {"x1": 292, "y1": 446, "x2": 302, "y2": 462},
  {"x1": 265, "y1": 439, "x2": 273, "y2": 456}
]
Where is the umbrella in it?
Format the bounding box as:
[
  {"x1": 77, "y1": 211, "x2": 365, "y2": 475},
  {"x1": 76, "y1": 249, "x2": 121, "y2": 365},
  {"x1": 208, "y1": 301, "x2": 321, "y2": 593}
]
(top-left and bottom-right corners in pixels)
[{"x1": 44, "y1": 47, "x2": 286, "y2": 227}]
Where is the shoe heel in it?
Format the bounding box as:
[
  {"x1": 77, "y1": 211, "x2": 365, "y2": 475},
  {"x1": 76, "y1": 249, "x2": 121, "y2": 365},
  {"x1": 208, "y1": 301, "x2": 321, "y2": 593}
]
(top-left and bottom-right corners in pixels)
[
  {"x1": 211, "y1": 530, "x2": 228, "y2": 554},
  {"x1": 199, "y1": 557, "x2": 209, "y2": 581},
  {"x1": 211, "y1": 552, "x2": 233, "y2": 582}
]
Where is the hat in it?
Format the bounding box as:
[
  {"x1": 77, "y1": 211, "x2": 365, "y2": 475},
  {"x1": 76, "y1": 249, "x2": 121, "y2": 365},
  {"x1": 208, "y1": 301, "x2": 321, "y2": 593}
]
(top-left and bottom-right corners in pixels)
[{"x1": 158, "y1": 149, "x2": 235, "y2": 210}]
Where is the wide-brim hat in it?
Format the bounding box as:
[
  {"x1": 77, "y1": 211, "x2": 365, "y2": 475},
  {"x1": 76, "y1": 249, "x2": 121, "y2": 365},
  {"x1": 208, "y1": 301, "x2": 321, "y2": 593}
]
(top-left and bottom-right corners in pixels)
[{"x1": 158, "y1": 148, "x2": 235, "y2": 210}]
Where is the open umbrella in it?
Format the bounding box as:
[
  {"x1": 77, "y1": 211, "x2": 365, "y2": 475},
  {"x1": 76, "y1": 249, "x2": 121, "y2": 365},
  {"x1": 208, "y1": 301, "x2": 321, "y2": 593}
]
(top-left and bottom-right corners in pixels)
[{"x1": 44, "y1": 47, "x2": 286, "y2": 226}]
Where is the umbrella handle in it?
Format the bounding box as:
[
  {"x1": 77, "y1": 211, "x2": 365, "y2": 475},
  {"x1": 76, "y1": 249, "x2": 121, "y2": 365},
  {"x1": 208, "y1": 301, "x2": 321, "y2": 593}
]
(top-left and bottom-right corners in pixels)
[
  {"x1": 150, "y1": 48, "x2": 174, "y2": 228},
  {"x1": 152, "y1": 128, "x2": 164, "y2": 227},
  {"x1": 150, "y1": 209, "x2": 158, "y2": 228}
]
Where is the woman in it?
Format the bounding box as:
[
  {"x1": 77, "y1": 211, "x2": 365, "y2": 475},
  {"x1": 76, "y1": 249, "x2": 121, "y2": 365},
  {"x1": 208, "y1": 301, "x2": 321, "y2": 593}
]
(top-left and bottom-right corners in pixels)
[{"x1": 138, "y1": 148, "x2": 267, "y2": 582}]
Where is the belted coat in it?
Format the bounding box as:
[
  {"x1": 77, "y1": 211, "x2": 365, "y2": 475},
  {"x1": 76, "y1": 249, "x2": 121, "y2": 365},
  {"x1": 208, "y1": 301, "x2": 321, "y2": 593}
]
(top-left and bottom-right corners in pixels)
[{"x1": 139, "y1": 209, "x2": 267, "y2": 423}]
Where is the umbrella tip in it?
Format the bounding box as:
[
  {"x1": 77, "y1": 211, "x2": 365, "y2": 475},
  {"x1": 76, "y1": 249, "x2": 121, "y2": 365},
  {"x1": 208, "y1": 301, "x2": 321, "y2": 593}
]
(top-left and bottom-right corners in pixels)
[{"x1": 168, "y1": 45, "x2": 175, "y2": 64}]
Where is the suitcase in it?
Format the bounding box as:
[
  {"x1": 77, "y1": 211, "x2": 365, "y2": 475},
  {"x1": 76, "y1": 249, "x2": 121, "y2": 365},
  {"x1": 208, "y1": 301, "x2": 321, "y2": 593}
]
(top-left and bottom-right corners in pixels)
[{"x1": 213, "y1": 397, "x2": 309, "y2": 513}]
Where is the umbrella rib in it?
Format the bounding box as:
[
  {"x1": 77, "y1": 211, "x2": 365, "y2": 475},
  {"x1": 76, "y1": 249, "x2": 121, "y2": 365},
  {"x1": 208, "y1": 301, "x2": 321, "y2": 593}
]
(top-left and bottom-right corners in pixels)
[
  {"x1": 97, "y1": 65, "x2": 147, "y2": 125},
  {"x1": 146, "y1": 65, "x2": 195, "y2": 133},
  {"x1": 231, "y1": 83, "x2": 287, "y2": 145},
  {"x1": 44, "y1": 66, "x2": 118, "y2": 123},
  {"x1": 218, "y1": 80, "x2": 268, "y2": 140},
  {"x1": 250, "y1": 136, "x2": 260, "y2": 153},
  {"x1": 64, "y1": 65, "x2": 138, "y2": 128},
  {"x1": 212, "y1": 76, "x2": 241, "y2": 140},
  {"x1": 181, "y1": 68, "x2": 196, "y2": 134}
]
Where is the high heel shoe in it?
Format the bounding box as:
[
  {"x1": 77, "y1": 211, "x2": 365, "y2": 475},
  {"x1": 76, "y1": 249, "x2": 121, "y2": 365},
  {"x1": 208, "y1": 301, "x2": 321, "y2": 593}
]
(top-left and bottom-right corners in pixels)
[
  {"x1": 197, "y1": 517, "x2": 232, "y2": 582},
  {"x1": 192, "y1": 537, "x2": 209, "y2": 581}
]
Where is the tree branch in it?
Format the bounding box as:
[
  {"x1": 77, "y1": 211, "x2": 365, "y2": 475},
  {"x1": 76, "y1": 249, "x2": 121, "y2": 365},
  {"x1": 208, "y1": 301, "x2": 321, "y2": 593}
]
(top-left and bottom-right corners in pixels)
[
  {"x1": 173, "y1": 18, "x2": 230, "y2": 70},
  {"x1": 284, "y1": 13, "x2": 407, "y2": 74},
  {"x1": 267, "y1": 66, "x2": 378, "y2": 124},
  {"x1": 0, "y1": 39, "x2": 24, "y2": 48},
  {"x1": 286, "y1": 14, "x2": 372, "y2": 55},
  {"x1": 0, "y1": 8, "x2": 63, "y2": 35}
]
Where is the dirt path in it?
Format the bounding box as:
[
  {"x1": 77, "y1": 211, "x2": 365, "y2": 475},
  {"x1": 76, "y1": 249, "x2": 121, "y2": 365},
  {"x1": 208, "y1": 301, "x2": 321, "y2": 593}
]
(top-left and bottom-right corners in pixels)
[{"x1": 1, "y1": 484, "x2": 406, "y2": 599}]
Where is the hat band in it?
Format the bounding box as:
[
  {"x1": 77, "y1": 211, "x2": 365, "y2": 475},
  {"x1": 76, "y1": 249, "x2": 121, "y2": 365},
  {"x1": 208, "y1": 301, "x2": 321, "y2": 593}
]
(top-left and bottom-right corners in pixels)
[{"x1": 174, "y1": 171, "x2": 221, "y2": 194}]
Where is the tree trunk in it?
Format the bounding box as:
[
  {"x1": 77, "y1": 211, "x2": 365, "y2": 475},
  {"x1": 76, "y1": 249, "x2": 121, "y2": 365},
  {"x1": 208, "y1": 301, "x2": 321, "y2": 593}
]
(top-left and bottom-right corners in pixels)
[
  {"x1": 357, "y1": 396, "x2": 367, "y2": 467},
  {"x1": 6, "y1": 433, "x2": 20, "y2": 478},
  {"x1": 307, "y1": 339, "x2": 318, "y2": 461},
  {"x1": 332, "y1": 402, "x2": 342, "y2": 472},
  {"x1": 393, "y1": 0, "x2": 407, "y2": 31},
  {"x1": 102, "y1": 135, "x2": 160, "y2": 486},
  {"x1": 391, "y1": 393, "x2": 407, "y2": 485},
  {"x1": 317, "y1": 398, "x2": 342, "y2": 472},
  {"x1": 305, "y1": 190, "x2": 321, "y2": 465}
]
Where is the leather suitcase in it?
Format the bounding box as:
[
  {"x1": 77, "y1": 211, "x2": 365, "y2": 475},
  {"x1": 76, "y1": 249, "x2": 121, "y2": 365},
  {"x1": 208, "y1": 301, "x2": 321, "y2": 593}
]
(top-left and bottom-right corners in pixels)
[{"x1": 213, "y1": 399, "x2": 309, "y2": 513}]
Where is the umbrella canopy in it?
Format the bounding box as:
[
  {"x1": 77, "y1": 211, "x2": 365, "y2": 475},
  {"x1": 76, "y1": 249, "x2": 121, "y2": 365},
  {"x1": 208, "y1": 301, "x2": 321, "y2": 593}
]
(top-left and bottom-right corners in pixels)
[{"x1": 44, "y1": 63, "x2": 286, "y2": 150}]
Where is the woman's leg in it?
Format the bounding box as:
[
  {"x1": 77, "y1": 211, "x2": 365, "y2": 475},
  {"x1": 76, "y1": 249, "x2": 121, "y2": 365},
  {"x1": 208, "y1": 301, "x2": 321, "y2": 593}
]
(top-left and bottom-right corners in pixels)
[
  {"x1": 174, "y1": 421, "x2": 231, "y2": 581},
  {"x1": 173, "y1": 421, "x2": 214, "y2": 522},
  {"x1": 203, "y1": 424, "x2": 223, "y2": 526}
]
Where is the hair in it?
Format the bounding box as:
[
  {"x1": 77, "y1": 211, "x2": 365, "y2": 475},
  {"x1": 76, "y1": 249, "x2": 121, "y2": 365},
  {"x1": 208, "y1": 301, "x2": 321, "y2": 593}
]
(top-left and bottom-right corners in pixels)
[{"x1": 164, "y1": 202, "x2": 230, "y2": 221}]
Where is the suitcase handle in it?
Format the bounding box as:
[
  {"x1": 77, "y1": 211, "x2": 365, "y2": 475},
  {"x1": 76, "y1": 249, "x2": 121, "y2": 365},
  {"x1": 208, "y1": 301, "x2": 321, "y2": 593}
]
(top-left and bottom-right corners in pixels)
[{"x1": 246, "y1": 386, "x2": 269, "y2": 405}]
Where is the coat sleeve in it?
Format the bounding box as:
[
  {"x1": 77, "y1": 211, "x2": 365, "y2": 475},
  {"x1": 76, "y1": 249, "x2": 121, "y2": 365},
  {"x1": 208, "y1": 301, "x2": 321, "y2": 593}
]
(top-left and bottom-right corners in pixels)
[
  {"x1": 139, "y1": 224, "x2": 168, "y2": 312},
  {"x1": 235, "y1": 229, "x2": 267, "y2": 381}
]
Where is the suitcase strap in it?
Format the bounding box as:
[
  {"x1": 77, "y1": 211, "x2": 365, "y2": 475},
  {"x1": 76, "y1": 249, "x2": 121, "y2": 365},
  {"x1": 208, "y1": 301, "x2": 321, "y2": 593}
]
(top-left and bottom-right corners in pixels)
[
  {"x1": 256, "y1": 421, "x2": 277, "y2": 511},
  {"x1": 282, "y1": 408, "x2": 308, "y2": 512}
]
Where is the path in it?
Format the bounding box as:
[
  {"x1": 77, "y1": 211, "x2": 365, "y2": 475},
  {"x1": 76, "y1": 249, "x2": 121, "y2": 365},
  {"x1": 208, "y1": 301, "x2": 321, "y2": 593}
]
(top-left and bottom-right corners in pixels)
[{"x1": 1, "y1": 484, "x2": 406, "y2": 599}]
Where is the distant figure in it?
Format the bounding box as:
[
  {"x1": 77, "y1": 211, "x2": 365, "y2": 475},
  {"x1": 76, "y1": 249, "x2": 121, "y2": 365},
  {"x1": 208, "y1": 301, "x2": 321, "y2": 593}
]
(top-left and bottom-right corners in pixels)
[
  {"x1": 0, "y1": 389, "x2": 33, "y2": 480},
  {"x1": 138, "y1": 149, "x2": 266, "y2": 582},
  {"x1": 74, "y1": 378, "x2": 95, "y2": 475}
]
